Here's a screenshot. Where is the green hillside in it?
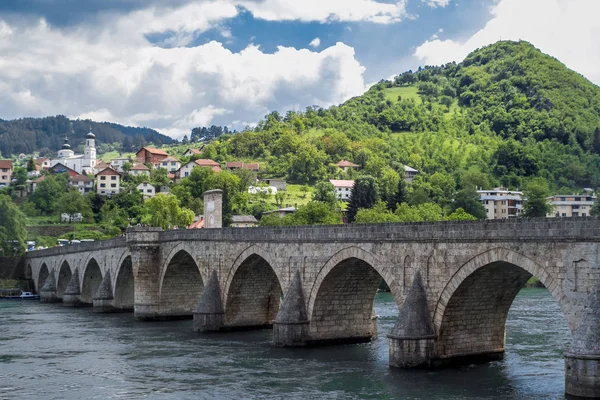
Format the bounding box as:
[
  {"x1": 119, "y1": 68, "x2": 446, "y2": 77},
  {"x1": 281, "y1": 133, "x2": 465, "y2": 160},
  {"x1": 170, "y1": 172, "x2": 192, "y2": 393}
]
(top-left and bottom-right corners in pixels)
[{"x1": 193, "y1": 40, "x2": 600, "y2": 192}]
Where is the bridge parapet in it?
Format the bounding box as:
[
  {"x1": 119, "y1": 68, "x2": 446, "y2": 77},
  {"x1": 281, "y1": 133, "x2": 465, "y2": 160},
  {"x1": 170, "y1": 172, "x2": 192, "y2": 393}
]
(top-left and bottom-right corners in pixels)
[
  {"x1": 156, "y1": 217, "x2": 600, "y2": 243},
  {"x1": 26, "y1": 237, "x2": 127, "y2": 259}
]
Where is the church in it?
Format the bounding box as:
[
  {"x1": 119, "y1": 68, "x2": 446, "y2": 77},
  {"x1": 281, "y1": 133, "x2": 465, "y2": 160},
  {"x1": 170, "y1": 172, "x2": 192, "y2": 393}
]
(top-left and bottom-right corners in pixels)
[{"x1": 50, "y1": 130, "x2": 97, "y2": 175}]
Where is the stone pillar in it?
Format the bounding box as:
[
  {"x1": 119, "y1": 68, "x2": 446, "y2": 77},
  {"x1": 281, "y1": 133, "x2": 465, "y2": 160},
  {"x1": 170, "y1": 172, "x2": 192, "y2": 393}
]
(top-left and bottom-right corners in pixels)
[
  {"x1": 203, "y1": 189, "x2": 223, "y2": 229},
  {"x1": 62, "y1": 268, "x2": 83, "y2": 307},
  {"x1": 127, "y1": 227, "x2": 163, "y2": 320},
  {"x1": 93, "y1": 270, "x2": 115, "y2": 313},
  {"x1": 193, "y1": 270, "x2": 224, "y2": 332},
  {"x1": 388, "y1": 271, "x2": 437, "y2": 368},
  {"x1": 40, "y1": 270, "x2": 60, "y2": 303},
  {"x1": 565, "y1": 281, "x2": 600, "y2": 398},
  {"x1": 273, "y1": 270, "x2": 309, "y2": 347}
]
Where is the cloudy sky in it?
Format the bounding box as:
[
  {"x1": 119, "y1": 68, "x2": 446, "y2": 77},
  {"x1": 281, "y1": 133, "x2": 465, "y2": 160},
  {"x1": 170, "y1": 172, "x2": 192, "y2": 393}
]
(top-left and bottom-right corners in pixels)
[{"x1": 0, "y1": 0, "x2": 598, "y2": 138}]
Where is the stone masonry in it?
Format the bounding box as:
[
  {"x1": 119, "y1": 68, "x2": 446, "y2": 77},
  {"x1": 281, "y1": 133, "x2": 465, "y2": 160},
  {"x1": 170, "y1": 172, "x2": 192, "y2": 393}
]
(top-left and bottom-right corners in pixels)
[{"x1": 24, "y1": 218, "x2": 600, "y2": 398}]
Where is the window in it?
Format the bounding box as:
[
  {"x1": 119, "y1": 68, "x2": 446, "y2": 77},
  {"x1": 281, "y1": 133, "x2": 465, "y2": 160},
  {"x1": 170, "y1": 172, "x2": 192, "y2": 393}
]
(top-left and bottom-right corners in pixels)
[
  {"x1": 111, "y1": 176, "x2": 117, "y2": 181},
  {"x1": 561, "y1": 197, "x2": 566, "y2": 201},
  {"x1": 583, "y1": 213, "x2": 587, "y2": 217},
  {"x1": 100, "y1": 176, "x2": 106, "y2": 180},
  {"x1": 184, "y1": 172, "x2": 189, "y2": 177},
  {"x1": 1, "y1": 176, "x2": 5, "y2": 180},
  {"x1": 100, "y1": 183, "x2": 106, "y2": 188},
  {"x1": 562, "y1": 213, "x2": 567, "y2": 217},
  {"x1": 1, "y1": 168, "x2": 6, "y2": 172},
  {"x1": 111, "y1": 184, "x2": 116, "y2": 188},
  {"x1": 171, "y1": 162, "x2": 176, "y2": 166}
]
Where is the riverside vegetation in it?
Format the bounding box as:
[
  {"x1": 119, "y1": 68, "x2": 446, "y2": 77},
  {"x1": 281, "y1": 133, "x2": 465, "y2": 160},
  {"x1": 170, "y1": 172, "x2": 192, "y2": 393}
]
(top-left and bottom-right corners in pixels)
[{"x1": 2, "y1": 40, "x2": 600, "y2": 254}]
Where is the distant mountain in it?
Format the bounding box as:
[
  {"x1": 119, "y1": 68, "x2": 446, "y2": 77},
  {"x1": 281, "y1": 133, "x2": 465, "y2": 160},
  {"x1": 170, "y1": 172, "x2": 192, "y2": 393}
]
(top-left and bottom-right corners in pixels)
[{"x1": 0, "y1": 115, "x2": 173, "y2": 156}]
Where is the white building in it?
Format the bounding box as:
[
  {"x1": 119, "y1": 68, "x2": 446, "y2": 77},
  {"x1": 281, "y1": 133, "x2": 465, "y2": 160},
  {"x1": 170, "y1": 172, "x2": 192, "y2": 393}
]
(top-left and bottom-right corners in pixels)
[
  {"x1": 137, "y1": 182, "x2": 156, "y2": 198},
  {"x1": 477, "y1": 187, "x2": 523, "y2": 220},
  {"x1": 110, "y1": 157, "x2": 134, "y2": 172},
  {"x1": 404, "y1": 165, "x2": 419, "y2": 184},
  {"x1": 329, "y1": 179, "x2": 354, "y2": 201},
  {"x1": 156, "y1": 156, "x2": 181, "y2": 172},
  {"x1": 50, "y1": 130, "x2": 97, "y2": 175},
  {"x1": 547, "y1": 193, "x2": 596, "y2": 217},
  {"x1": 69, "y1": 175, "x2": 95, "y2": 195},
  {"x1": 130, "y1": 163, "x2": 150, "y2": 177}
]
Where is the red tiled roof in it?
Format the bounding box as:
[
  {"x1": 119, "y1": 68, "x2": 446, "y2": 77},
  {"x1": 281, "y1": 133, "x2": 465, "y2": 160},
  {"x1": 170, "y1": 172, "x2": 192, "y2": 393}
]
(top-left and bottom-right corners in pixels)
[
  {"x1": 188, "y1": 216, "x2": 204, "y2": 229},
  {"x1": 226, "y1": 161, "x2": 259, "y2": 170},
  {"x1": 131, "y1": 163, "x2": 150, "y2": 170},
  {"x1": 329, "y1": 179, "x2": 355, "y2": 188},
  {"x1": 69, "y1": 174, "x2": 94, "y2": 182},
  {"x1": 161, "y1": 156, "x2": 180, "y2": 162},
  {"x1": 195, "y1": 159, "x2": 220, "y2": 167},
  {"x1": 96, "y1": 167, "x2": 121, "y2": 176},
  {"x1": 0, "y1": 160, "x2": 13, "y2": 169},
  {"x1": 186, "y1": 148, "x2": 202, "y2": 155},
  {"x1": 139, "y1": 147, "x2": 168, "y2": 156},
  {"x1": 32, "y1": 175, "x2": 45, "y2": 183},
  {"x1": 335, "y1": 160, "x2": 359, "y2": 168}
]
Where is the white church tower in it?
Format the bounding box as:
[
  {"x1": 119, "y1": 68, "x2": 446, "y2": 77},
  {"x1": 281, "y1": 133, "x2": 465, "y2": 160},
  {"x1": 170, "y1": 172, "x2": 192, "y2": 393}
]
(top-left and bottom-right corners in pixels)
[
  {"x1": 82, "y1": 128, "x2": 97, "y2": 174},
  {"x1": 57, "y1": 136, "x2": 75, "y2": 159}
]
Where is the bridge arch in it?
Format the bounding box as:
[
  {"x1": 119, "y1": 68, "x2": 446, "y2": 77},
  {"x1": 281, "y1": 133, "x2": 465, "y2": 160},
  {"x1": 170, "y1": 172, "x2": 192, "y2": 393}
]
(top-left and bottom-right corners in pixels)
[
  {"x1": 159, "y1": 248, "x2": 203, "y2": 316},
  {"x1": 56, "y1": 260, "x2": 73, "y2": 298},
  {"x1": 81, "y1": 258, "x2": 103, "y2": 304},
  {"x1": 433, "y1": 247, "x2": 567, "y2": 360},
  {"x1": 114, "y1": 252, "x2": 134, "y2": 310},
  {"x1": 307, "y1": 246, "x2": 396, "y2": 343},
  {"x1": 37, "y1": 263, "x2": 49, "y2": 292},
  {"x1": 223, "y1": 245, "x2": 283, "y2": 329}
]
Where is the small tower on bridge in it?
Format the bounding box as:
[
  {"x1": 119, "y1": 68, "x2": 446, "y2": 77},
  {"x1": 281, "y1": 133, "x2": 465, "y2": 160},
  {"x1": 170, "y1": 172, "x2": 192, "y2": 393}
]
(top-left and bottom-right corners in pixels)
[{"x1": 203, "y1": 189, "x2": 223, "y2": 229}]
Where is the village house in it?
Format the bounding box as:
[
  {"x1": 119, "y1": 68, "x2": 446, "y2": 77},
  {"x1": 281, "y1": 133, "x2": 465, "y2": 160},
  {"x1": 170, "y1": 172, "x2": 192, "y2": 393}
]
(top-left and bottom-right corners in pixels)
[
  {"x1": 34, "y1": 157, "x2": 52, "y2": 169},
  {"x1": 49, "y1": 163, "x2": 81, "y2": 178},
  {"x1": 136, "y1": 147, "x2": 168, "y2": 165},
  {"x1": 547, "y1": 192, "x2": 596, "y2": 217},
  {"x1": 0, "y1": 160, "x2": 13, "y2": 186},
  {"x1": 404, "y1": 165, "x2": 419, "y2": 183},
  {"x1": 329, "y1": 179, "x2": 354, "y2": 201},
  {"x1": 110, "y1": 157, "x2": 134, "y2": 172},
  {"x1": 178, "y1": 159, "x2": 221, "y2": 179},
  {"x1": 225, "y1": 161, "x2": 260, "y2": 172},
  {"x1": 230, "y1": 215, "x2": 258, "y2": 228},
  {"x1": 260, "y1": 178, "x2": 287, "y2": 191},
  {"x1": 156, "y1": 156, "x2": 181, "y2": 172},
  {"x1": 96, "y1": 167, "x2": 121, "y2": 196},
  {"x1": 262, "y1": 207, "x2": 297, "y2": 218},
  {"x1": 137, "y1": 182, "x2": 156, "y2": 198},
  {"x1": 69, "y1": 174, "x2": 95, "y2": 195},
  {"x1": 183, "y1": 148, "x2": 202, "y2": 158},
  {"x1": 335, "y1": 160, "x2": 360, "y2": 172},
  {"x1": 477, "y1": 187, "x2": 523, "y2": 220},
  {"x1": 129, "y1": 163, "x2": 150, "y2": 177}
]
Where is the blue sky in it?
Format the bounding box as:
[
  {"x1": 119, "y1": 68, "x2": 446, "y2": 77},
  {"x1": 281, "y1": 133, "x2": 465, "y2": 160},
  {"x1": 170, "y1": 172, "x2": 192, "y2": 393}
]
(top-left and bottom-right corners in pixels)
[{"x1": 0, "y1": 0, "x2": 597, "y2": 138}]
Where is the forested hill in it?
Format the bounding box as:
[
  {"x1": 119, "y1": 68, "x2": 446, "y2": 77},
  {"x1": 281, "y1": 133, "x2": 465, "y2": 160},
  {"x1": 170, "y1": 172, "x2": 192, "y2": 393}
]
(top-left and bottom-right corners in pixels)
[
  {"x1": 0, "y1": 115, "x2": 173, "y2": 156},
  {"x1": 201, "y1": 40, "x2": 600, "y2": 191}
]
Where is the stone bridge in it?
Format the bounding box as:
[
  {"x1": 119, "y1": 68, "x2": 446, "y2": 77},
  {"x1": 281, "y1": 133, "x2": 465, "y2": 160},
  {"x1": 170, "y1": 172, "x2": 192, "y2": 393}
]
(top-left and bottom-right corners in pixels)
[{"x1": 24, "y1": 218, "x2": 600, "y2": 398}]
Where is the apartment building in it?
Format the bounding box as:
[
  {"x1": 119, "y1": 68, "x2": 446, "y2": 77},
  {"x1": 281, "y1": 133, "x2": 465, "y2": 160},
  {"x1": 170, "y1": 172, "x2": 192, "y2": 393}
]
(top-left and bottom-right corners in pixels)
[
  {"x1": 547, "y1": 194, "x2": 596, "y2": 217},
  {"x1": 477, "y1": 187, "x2": 523, "y2": 219}
]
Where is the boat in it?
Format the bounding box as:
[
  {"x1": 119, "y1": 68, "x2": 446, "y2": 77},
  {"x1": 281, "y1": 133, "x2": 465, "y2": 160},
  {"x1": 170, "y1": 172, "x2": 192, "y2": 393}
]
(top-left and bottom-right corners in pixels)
[
  {"x1": 19, "y1": 292, "x2": 40, "y2": 300},
  {"x1": 0, "y1": 291, "x2": 40, "y2": 300}
]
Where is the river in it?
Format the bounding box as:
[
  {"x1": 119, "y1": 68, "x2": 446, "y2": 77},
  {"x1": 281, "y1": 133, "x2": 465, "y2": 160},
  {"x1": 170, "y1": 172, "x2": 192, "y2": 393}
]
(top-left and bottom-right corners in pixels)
[{"x1": 0, "y1": 288, "x2": 570, "y2": 400}]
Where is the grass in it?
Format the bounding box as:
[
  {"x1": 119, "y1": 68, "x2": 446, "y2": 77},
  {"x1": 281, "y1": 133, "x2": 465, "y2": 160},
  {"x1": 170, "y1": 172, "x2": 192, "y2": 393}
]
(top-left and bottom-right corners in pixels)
[
  {"x1": 384, "y1": 86, "x2": 421, "y2": 103},
  {"x1": 97, "y1": 151, "x2": 135, "y2": 163}
]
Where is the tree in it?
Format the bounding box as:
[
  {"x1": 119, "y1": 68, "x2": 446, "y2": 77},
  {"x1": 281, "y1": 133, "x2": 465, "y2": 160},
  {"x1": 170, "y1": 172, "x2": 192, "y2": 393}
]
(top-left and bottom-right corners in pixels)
[
  {"x1": 387, "y1": 177, "x2": 407, "y2": 211},
  {"x1": 26, "y1": 158, "x2": 36, "y2": 172},
  {"x1": 591, "y1": 195, "x2": 600, "y2": 217},
  {"x1": 12, "y1": 167, "x2": 27, "y2": 186},
  {"x1": 141, "y1": 194, "x2": 195, "y2": 229},
  {"x1": 522, "y1": 178, "x2": 552, "y2": 217},
  {"x1": 355, "y1": 201, "x2": 400, "y2": 223},
  {"x1": 260, "y1": 201, "x2": 341, "y2": 226},
  {"x1": 347, "y1": 175, "x2": 379, "y2": 223},
  {"x1": 0, "y1": 195, "x2": 27, "y2": 255},
  {"x1": 446, "y1": 207, "x2": 478, "y2": 221},
  {"x1": 312, "y1": 181, "x2": 338, "y2": 207},
  {"x1": 451, "y1": 188, "x2": 487, "y2": 220},
  {"x1": 30, "y1": 174, "x2": 68, "y2": 214},
  {"x1": 57, "y1": 190, "x2": 93, "y2": 221}
]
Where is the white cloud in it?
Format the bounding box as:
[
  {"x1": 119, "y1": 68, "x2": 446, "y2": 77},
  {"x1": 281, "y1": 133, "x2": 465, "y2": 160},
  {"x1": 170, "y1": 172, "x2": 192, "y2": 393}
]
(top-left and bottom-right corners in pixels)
[
  {"x1": 239, "y1": 0, "x2": 408, "y2": 24},
  {"x1": 422, "y1": 0, "x2": 451, "y2": 8},
  {"x1": 309, "y1": 37, "x2": 321, "y2": 48},
  {"x1": 0, "y1": 6, "x2": 368, "y2": 139},
  {"x1": 414, "y1": 0, "x2": 600, "y2": 84}
]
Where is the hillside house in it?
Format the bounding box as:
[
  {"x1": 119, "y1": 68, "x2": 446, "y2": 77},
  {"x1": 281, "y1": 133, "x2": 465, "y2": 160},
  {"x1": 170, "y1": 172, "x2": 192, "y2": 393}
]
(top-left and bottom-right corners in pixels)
[
  {"x1": 136, "y1": 147, "x2": 168, "y2": 165},
  {"x1": 69, "y1": 174, "x2": 94, "y2": 195},
  {"x1": 478, "y1": 187, "x2": 523, "y2": 220},
  {"x1": 547, "y1": 193, "x2": 596, "y2": 217},
  {"x1": 96, "y1": 167, "x2": 121, "y2": 196},
  {"x1": 110, "y1": 157, "x2": 134, "y2": 172},
  {"x1": 130, "y1": 163, "x2": 150, "y2": 177},
  {"x1": 330, "y1": 179, "x2": 354, "y2": 201},
  {"x1": 183, "y1": 148, "x2": 203, "y2": 157},
  {"x1": 335, "y1": 160, "x2": 360, "y2": 172},
  {"x1": 137, "y1": 182, "x2": 156, "y2": 198},
  {"x1": 404, "y1": 165, "x2": 419, "y2": 183},
  {"x1": 0, "y1": 160, "x2": 13, "y2": 186},
  {"x1": 230, "y1": 215, "x2": 258, "y2": 228},
  {"x1": 261, "y1": 178, "x2": 286, "y2": 190},
  {"x1": 157, "y1": 156, "x2": 181, "y2": 172},
  {"x1": 226, "y1": 161, "x2": 260, "y2": 172}
]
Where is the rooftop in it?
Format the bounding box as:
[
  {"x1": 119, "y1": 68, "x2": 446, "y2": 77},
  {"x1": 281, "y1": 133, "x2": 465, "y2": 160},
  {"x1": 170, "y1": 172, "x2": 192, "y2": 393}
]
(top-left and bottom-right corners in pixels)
[
  {"x1": 232, "y1": 215, "x2": 259, "y2": 223},
  {"x1": 335, "y1": 160, "x2": 359, "y2": 168},
  {"x1": 96, "y1": 167, "x2": 121, "y2": 176},
  {"x1": 131, "y1": 163, "x2": 150, "y2": 171},
  {"x1": 329, "y1": 179, "x2": 355, "y2": 188},
  {"x1": 195, "y1": 159, "x2": 220, "y2": 167},
  {"x1": 139, "y1": 147, "x2": 168, "y2": 156}
]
